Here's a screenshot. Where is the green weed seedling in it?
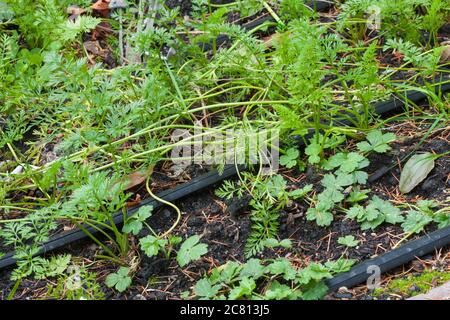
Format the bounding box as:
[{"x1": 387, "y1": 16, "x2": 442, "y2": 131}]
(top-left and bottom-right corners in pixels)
[
  {"x1": 192, "y1": 257, "x2": 356, "y2": 300},
  {"x1": 47, "y1": 265, "x2": 105, "y2": 300}
]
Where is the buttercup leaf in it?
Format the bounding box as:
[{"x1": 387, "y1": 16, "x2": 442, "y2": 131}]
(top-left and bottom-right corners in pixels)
[{"x1": 177, "y1": 235, "x2": 208, "y2": 267}]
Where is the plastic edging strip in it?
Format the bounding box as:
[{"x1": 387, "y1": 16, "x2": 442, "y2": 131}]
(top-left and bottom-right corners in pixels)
[
  {"x1": 0, "y1": 165, "x2": 239, "y2": 270},
  {"x1": 326, "y1": 226, "x2": 450, "y2": 292},
  {"x1": 200, "y1": 0, "x2": 333, "y2": 51}
]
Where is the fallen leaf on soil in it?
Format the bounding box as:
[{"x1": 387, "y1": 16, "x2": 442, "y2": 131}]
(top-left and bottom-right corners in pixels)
[
  {"x1": 63, "y1": 225, "x2": 74, "y2": 231},
  {"x1": 126, "y1": 194, "x2": 142, "y2": 207},
  {"x1": 125, "y1": 44, "x2": 142, "y2": 64},
  {"x1": 109, "y1": 0, "x2": 128, "y2": 9},
  {"x1": 440, "y1": 41, "x2": 450, "y2": 63},
  {"x1": 92, "y1": 0, "x2": 110, "y2": 11},
  {"x1": 84, "y1": 41, "x2": 107, "y2": 57},
  {"x1": 399, "y1": 152, "x2": 435, "y2": 193},
  {"x1": 122, "y1": 166, "x2": 154, "y2": 191},
  {"x1": 262, "y1": 34, "x2": 278, "y2": 48},
  {"x1": 67, "y1": 5, "x2": 85, "y2": 15}
]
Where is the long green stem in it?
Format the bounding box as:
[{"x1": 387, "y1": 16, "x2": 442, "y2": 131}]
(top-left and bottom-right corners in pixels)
[{"x1": 145, "y1": 177, "x2": 181, "y2": 238}]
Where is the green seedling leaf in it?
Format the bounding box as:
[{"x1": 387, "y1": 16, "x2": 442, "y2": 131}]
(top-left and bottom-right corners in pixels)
[
  {"x1": 264, "y1": 238, "x2": 292, "y2": 249},
  {"x1": 219, "y1": 261, "x2": 242, "y2": 283},
  {"x1": 139, "y1": 235, "x2": 167, "y2": 257},
  {"x1": 136, "y1": 205, "x2": 153, "y2": 221},
  {"x1": 321, "y1": 173, "x2": 353, "y2": 189},
  {"x1": 325, "y1": 258, "x2": 357, "y2": 273},
  {"x1": 347, "y1": 187, "x2": 369, "y2": 203},
  {"x1": 194, "y1": 278, "x2": 222, "y2": 298},
  {"x1": 177, "y1": 235, "x2": 208, "y2": 267},
  {"x1": 306, "y1": 201, "x2": 334, "y2": 227},
  {"x1": 59, "y1": 16, "x2": 101, "y2": 43},
  {"x1": 169, "y1": 235, "x2": 183, "y2": 246},
  {"x1": 365, "y1": 204, "x2": 382, "y2": 221},
  {"x1": 279, "y1": 239, "x2": 293, "y2": 248},
  {"x1": 346, "y1": 196, "x2": 403, "y2": 230},
  {"x1": 265, "y1": 174, "x2": 287, "y2": 198},
  {"x1": 297, "y1": 263, "x2": 332, "y2": 285},
  {"x1": 105, "y1": 267, "x2": 132, "y2": 293},
  {"x1": 0, "y1": 2, "x2": 14, "y2": 21},
  {"x1": 416, "y1": 200, "x2": 438, "y2": 215},
  {"x1": 301, "y1": 281, "x2": 328, "y2": 300},
  {"x1": 434, "y1": 212, "x2": 450, "y2": 229},
  {"x1": 399, "y1": 153, "x2": 435, "y2": 193},
  {"x1": 324, "y1": 134, "x2": 346, "y2": 149},
  {"x1": 44, "y1": 254, "x2": 72, "y2": 278},
  {"x1": 325, "y1": 152, "x2": 369, "y2": 173},
  {"x1": 228, "y1": 277, "x2": 256, "y2": 300},
  {"x1": 266, "y1": 258, "x2": 296, "y2": 280},
  {"x1": 289, "y1": 184, "x2": 313, "y2": 199},
  {"x1": 318, "y1": 187, "x2": 345, "y2": 204},
  {"x1": 305, "y1": 142, "x2": 321, "y2": 164},
  {"x1": 265, "y1": 281, "x2": 300, "y2": 300},
  {"x1": 264, "y1": 238, "x2": 280, "y2": 248},
  {"x1": 122, "y1": 220, "x2": 142, "y2": 235},
  {"x1": 346, "y1": 205, "x2": 366, "y2": 220},
  {"x1": 357, "y1": 130, "x2": 396, "y2": 153},
  {"x1": 401, "y1": 210, "x2": 433, "y2": 234},
  {"x1": 337, "y1": 235, "x2": 359, "y2": 248},
  {"x1": 371, "y1": 196, "x2": 404, "y2": 225},
  {"x1": 360, "y1": 215, "x2": 385, "y2": 230},
  {"x1": 122, "y1": 205, "x2": 153, "y2": 235},
  {"x1": 321, "y1": 174, "x2": 341, "y2": 189},
  {"x1": 324, "y1": 152, "x2": 347, "y2": 170},
  {"x1": 280, "y1": 148, "x2": 300, "y2": 168},
  {"x1": 351, "y1": 170, "x2": 369, "y2": 185},
  {"x1": 240, "y1": 259, "x2": 265, "y2": 279}
]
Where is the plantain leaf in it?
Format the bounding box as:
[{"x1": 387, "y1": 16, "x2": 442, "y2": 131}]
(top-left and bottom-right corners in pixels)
[{"x1": 399, "y1": 153, "x2": 435, "y2": 193}]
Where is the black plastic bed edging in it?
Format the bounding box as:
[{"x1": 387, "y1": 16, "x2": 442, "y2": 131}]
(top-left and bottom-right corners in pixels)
[
  {"x1": 325, "y1": 226, "x2": 450, "y2": 292},
  {"x1": 335, "y1": 80, "x2": 450, "y2": 127},
  {"x1": 200, "y1": 0, "x2": 333, "y2": 51},
  {"x1": 0, "y1": 165, "x2": 240, "y2": 270}
]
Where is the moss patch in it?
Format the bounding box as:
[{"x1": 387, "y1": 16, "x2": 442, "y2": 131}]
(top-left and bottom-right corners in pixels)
[{"x1": 374, "y1": 270, "x2": 450, "y2": 298}]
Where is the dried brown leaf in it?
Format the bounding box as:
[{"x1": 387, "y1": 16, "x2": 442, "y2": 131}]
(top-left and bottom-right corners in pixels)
[
  {"x1": 122, "y1": 166, "x2": 154, "y2": 191},
  {"x1": 440, "y1": 41, "x2": 450, "y2": 63},
  {"x1": 92, "y1": 0, "x2": 111, "y2": 11}
]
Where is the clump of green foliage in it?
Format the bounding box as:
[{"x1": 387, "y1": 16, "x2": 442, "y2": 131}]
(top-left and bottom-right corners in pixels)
[
  {"x1": 338, "y1": 0, "x2": 449, "y2": 45},
  {"x1": 216, "y1": 172, "x2": 313, "y2": 257},
  {"x1": 192, "y1": 257, "x2": 356, "y2": 300},
  {"x1": 47, "y1": 264, "x2": 105, "y2": 300}
]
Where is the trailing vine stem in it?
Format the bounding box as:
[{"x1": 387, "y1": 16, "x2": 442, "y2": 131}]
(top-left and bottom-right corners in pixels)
[{"x1": 145, "y1": 176, "x2": 182, "y2": 239}]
